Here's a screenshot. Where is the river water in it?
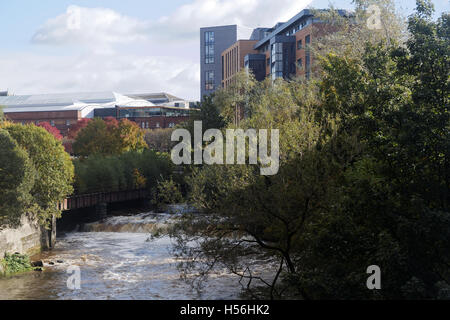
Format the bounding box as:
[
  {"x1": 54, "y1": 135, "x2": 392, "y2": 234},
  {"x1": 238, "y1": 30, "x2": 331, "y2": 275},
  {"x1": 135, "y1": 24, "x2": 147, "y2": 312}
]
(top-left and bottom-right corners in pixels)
[{"x1": 0, "y1": 212, "x2": 254, "y2": 300}]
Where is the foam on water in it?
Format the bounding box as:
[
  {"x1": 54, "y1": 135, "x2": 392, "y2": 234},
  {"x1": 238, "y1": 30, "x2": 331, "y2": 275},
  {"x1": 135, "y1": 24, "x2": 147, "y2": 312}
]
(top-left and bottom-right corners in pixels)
[{"x1": 0, "y1": 212, "x2": 262, "y2": 300}]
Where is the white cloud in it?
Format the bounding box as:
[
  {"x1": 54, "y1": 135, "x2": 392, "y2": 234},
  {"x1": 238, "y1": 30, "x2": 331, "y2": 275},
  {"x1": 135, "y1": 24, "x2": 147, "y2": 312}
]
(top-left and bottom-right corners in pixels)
[
  {"x1": 14, "y1": 0, "x2": 314, "y2": 100},
  {"x1": 32, "y1": 0, "x2": 314, "y2": 46},
  {"x1": 32, "y1": 5, "x2": 150, "y2": 48},
  {"x1": 0, "y1": 53, "x2": 200, "y2": 100},
  {"x1": 158, "y1": 0, "x2": 313, "y2": 40}
]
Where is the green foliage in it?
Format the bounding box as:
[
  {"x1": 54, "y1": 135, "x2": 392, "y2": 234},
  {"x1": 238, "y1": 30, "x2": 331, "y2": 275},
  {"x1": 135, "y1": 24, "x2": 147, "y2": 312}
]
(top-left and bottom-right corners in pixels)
[
  {"x1": 0, "y1": 129, "x2": 35, "y2": 227},
  {"x1": 73, "y1": 118, "x2": 147, "y2": 157},
  {"x1": 1, "y1": 253, "x2": 33, "y2": 276},
  {"x1": 152, "y1": 178, "x2": 183, "y2": 209},
  {"x1": 73, "y1": 150, "x2": 173, "y2": 194},
  {"x1": 169, "y1": 1, "x2": 449, "y2": 299},
  {"x1": 3, "y1": 124, "x2": 74, "y2": 226}
]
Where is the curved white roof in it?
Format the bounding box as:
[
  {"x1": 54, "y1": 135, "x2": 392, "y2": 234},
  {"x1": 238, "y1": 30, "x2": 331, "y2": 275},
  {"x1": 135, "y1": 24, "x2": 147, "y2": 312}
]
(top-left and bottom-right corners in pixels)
[{"x1": 0, "y1": 91, "x2": 155, "y2": 117}]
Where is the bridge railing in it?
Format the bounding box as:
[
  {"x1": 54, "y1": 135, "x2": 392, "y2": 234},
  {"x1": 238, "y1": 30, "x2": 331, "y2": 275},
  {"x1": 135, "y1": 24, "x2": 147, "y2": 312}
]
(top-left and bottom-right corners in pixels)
[{"x1": 59, "y1": 189, "x2": 148, "y2": 211}]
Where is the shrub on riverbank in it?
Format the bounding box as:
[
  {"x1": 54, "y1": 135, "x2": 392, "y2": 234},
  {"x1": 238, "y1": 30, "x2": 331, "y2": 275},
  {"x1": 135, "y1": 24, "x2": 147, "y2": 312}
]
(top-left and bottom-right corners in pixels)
[
  {"x1": 0, "y1": 253, "x2": 33, "y2": 276},
  {"x1": 73, "y1": 150, "x2": 173, "y2": 195}
]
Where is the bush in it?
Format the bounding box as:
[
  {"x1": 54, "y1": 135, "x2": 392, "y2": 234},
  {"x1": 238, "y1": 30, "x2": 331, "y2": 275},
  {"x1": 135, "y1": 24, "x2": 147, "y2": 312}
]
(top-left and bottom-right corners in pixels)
[
  {"x1": 152, "y1": 178, "x2": 183, "y2": 209},
  {"x1": 73, "y1": 150, "x2": 173, "y2": 195},
  {"x1": 1, "y1": 253, "x2": 33, "y2": 276}
]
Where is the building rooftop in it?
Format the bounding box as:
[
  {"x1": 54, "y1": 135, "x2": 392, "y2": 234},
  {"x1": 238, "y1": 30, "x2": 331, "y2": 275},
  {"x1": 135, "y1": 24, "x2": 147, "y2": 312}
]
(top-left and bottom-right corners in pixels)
[
  {"x1": 0, "y1": 91, "x2": 117, "y2": 108},
  {"x1": 254, "y1": 9, "x2": 352, "y2": 49},
  {"x1": 126, "y1": 92, "x2": 183, "y2": 104}
]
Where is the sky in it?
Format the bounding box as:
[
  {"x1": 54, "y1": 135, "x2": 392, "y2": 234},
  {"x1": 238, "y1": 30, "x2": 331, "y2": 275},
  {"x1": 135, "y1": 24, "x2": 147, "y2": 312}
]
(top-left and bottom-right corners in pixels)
[{"x1": 0, "y1": 0, "x2": 448, "y2": 101}]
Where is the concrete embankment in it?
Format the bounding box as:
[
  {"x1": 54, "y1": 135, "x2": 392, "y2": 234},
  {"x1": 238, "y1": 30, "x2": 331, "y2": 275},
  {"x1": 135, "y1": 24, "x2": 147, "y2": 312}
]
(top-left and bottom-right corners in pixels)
[{"x1": 0, "y1": 214, "x2": 55, "y2": 272}]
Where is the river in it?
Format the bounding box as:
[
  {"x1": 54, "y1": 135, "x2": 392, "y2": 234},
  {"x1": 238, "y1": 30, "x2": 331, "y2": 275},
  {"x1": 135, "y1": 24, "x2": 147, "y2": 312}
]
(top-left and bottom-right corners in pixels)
[{"x1": 0, "y1": 212, "x2": 253, "y2": 300}]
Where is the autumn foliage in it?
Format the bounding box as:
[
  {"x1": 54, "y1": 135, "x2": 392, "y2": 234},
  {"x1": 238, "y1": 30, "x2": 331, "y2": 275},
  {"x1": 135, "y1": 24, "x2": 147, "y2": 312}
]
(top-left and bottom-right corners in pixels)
[
  {"x1": 37, "y1": 122, "x2": 63, "y2": 141},
  {"x1": 72, "y1": 117, "x2": 148, "y2": 157}
]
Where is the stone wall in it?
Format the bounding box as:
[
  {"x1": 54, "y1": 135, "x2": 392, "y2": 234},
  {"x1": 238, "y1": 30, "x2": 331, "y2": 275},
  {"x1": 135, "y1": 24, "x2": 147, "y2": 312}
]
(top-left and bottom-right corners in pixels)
[{"x1": 0, "y1": 214, "x2": 55, "y2": 270}]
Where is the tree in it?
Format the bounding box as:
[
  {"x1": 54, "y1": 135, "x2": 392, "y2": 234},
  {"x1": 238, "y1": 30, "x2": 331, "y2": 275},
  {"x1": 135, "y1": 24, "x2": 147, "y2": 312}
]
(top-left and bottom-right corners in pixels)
[
  {"x1": 0, "y1": 129, "x2": 35, "y2": 227},
  {"x1": 72, "y1": 118, "x2": 147, "y2": 157},
  {"x1": 37, "y1": 122, "x2": 63, "y2": 141},
  {"x1": 145, "y1": 128, "x2": 175, "y2": 153},
  {"x1": 163, "y1": 0, "x2": 449, "y2": 299},
  {"x1": 67, "y1": 118, "x2": 91, "y2": 139},
  {"x1": 296, "y1": 0, "x2": 450, "y2": 299},
  {"x1": 116, "y1": 119, "x2": 148, "y2": 153},
  {"x1": 4, "y1": 124, "x2": 74, "y2": 226}
]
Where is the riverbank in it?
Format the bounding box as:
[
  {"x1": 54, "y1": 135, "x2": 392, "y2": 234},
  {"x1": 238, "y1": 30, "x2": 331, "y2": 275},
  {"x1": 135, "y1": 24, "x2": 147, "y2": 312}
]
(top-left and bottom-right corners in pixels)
[{"x1": 0, "y1": 214, "x2": 55, "y2": 273}]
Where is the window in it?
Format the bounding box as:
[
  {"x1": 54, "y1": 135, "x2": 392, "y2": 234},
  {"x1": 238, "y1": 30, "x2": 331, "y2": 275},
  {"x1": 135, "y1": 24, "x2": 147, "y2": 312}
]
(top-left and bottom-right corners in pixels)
[
  {"x1": 267, "y1": 58, "x2": 270, "y2": 66},
  {"x1": 146, "y1": 122, "x2": 149, "y2": 129},
  {"x1": 305, "y1": 54, "x2": 311, "y2": 79},
  {"x1": 205, "y1": 31, "x2": 215, "y2": 64},
  {"x1": 156, "y1": 122, "x2": 160, "y2": 128},
  {"x1": 297, "y1": 58, "x2": 302, "y2": 68},
  {"x1": 205, "y1": 70, "x2": 215, "y2": 91},
  {"x1": 141, "y1": 122, "x2": 145, "y2": 129},
  {"x1": 205, "y1": 31, "x2": 214, "y2": 44},
  {"x1": 169, "y1": 123, "x2": 175, "y2": 128},
  {"x1": 205, "y1": 44, "x2": 215, "y2": 64},
  {"x1": 305, "y1": 35, "x2": 311, "y2": 45},
  {"x1": 50, "y1": 120, "x2": 55, "y2": 126},
  {"x1": 35, "y1": 120, "x2": 40, "y2": 125},
  {"x1": 297, "y1": 39, "x2": 302, "y2": 50},
  {"x1": 66, "y1": 120, "x2": 70, "y2": 126}
]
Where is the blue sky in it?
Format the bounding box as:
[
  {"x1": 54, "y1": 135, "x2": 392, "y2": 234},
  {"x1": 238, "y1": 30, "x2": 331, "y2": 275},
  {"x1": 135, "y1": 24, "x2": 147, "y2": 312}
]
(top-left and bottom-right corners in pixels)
[{"x1": 0, "y1": 0, "x2": 448, "y2": 100}]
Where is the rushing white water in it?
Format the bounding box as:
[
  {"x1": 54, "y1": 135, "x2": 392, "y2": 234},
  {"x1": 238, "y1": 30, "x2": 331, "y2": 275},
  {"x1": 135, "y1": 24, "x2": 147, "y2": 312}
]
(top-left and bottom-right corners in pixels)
[{"x1": 0, "y1": 212, "x2": 253, "y2": 300}]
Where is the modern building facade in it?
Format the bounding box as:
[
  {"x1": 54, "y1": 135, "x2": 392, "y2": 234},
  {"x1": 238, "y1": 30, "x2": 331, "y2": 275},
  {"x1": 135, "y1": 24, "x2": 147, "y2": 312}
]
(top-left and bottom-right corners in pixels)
[
  {"x1": 115, "y1": 106, "x2": 192, "y2": 130},
  {"x1": 201, "y1": 9, "x2": 350, "y2": 95},
  {"x1": 200, "y1": 25, "x2": 237, "y2": 99},
  {"x1": 251, "y1": 9, "x2": 339, "y2": 81},
  {"x1": 222, "y1": 40, "x2": 260, "y2": 89}
]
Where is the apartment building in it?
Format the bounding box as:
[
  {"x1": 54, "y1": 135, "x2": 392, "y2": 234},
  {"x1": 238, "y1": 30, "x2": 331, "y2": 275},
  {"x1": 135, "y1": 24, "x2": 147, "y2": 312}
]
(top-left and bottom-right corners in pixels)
[
  {"x1": 200, "y1": 25, "x2": 237, "y2": 99},
  {"x1": 201, "y1": 9, "x2": 350, "y2": 95}
]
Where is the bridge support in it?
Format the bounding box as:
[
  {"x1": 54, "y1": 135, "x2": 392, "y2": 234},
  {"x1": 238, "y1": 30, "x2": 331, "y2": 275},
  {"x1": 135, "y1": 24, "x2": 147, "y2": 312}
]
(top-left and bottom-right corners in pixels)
[{"x1": 95, "y1": 202, "x2": 108, "y2": 219}]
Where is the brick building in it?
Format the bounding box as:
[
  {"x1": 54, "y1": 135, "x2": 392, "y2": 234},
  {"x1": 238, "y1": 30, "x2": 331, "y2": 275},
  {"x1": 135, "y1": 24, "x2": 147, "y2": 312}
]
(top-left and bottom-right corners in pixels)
[{"x1": 0, "y1": 92, "x2": 196, "y2": 136}]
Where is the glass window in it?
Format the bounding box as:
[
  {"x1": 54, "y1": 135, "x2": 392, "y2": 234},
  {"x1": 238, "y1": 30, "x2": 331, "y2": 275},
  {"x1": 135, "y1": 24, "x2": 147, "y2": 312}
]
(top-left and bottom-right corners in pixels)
[
  {"x1": 205, "y1": 70, "x2": 215, "y2": 91},
  {"x1": 305, "y1": 35, "x2": 311, "y2": 45},
  {"x1": 205, "y1": 31, "x2": 215, "y2": 64},
  {"x1": 297, "y1": 58, "x2": 302, "y2": 68},
  {"x1": 297, "y1": 40, "x2": 302, "y2": 50},
  {"x1": 205, "y1": 31, "x2": 215, "y2": 44}
]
